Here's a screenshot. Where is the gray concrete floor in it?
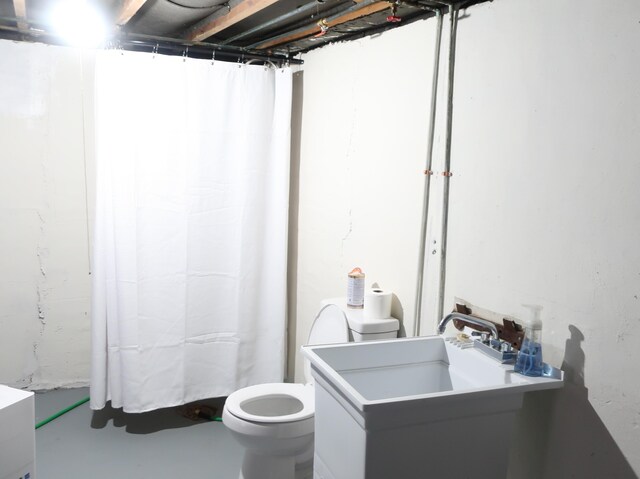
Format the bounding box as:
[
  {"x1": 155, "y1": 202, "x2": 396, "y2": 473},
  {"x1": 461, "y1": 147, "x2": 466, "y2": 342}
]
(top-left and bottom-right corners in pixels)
[{"x1": 35, "y1": 388, "x2": 243, "y2": 478}]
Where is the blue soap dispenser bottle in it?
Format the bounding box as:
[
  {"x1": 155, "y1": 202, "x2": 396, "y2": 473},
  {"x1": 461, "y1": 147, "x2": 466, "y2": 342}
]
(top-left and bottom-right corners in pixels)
[{"x1": 514, "y1": 315, "x2": 543, "y2": 377}]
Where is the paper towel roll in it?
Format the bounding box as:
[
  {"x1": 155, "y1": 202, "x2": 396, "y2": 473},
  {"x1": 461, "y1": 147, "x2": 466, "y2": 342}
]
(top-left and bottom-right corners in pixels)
[{"x1": 363, "y1": 288, "x2": 392, "y2": 319}]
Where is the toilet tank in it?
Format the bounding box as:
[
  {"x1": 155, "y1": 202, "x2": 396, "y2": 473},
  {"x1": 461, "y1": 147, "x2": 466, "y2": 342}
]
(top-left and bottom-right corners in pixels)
[{"x1": 321, "y1": 298, "x2": 400, "y2": 342}]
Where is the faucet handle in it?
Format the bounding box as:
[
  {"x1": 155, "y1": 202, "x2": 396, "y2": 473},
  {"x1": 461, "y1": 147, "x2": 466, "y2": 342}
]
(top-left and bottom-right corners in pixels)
[{"x1": 500, "y1": 341, "x2": 513, "y2": 353}]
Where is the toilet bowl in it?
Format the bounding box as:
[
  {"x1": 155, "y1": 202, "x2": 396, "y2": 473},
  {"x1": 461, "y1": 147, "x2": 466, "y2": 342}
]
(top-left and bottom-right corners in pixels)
[
  {"x1": 223, "y1": 383, "x2": 315, "y2": 479},
  {"x1": 222, "y1": 302, "x2": 399, "y2": 479}
]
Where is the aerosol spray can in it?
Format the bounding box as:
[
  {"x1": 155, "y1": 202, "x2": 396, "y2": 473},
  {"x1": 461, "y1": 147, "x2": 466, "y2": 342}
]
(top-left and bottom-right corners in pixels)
[{"x1": 347, "y1": 267, "x2": 365, "y2": 309}]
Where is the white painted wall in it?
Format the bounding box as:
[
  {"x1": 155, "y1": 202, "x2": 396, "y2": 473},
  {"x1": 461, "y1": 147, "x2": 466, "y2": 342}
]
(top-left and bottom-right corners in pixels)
[
  {"x1": 1, "y1": 3, "x2": 638, "y2": 473},
  {"x1": 441, "y1": 1, "x2": 640, "y2": 476},
  {"x1": 0, "y1": 40, "x2": 94, "y2": 390},
  {"x1": 298, "y1": 0, "x2": 640, "y2": 476},
  {"x1": 292, "y1": 20, "x2": 438, "y2": 380}
]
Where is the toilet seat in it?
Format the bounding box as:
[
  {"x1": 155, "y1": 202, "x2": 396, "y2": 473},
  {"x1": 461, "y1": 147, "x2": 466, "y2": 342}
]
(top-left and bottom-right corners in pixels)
[
  {"x1": 225, "y1": 383, "x2": 314, "y2": 424},
  {"x1": 221, "y1": 303, "x2": 359, "y2": 479},
  {"x1": 225, "y1": 304, "x2": 348, "y2": 431}
]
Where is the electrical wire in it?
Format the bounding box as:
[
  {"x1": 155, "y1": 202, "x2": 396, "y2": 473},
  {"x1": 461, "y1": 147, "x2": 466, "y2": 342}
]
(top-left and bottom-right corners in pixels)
[{"x1": 165, "y1": 0, "x2": 222, "y2": 9}]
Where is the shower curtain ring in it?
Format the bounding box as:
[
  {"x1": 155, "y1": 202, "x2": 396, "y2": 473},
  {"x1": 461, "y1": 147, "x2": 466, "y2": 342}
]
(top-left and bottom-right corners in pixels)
[
  {"x1": 183, "y1": 46, "x2": 189, "y2": 62},
  {"x1": 152, "y1": 43, "x2": 159, "y2": 58},
  {"x1": 211, "y1": 49, "x2": 216, "y2": 65}
]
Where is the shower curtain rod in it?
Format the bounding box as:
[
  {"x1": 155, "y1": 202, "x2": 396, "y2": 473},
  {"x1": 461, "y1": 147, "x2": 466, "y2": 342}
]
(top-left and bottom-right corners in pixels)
[
  {"x1": 0, "y1": 16, "x2": 303, "y2": 65},
  {"x1": 112, "y1": 30, "x2": 304, "y2": 65}
]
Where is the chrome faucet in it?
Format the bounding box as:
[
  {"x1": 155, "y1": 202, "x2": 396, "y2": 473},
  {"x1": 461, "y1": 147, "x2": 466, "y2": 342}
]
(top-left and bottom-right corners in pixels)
[{"x1": 436, "y1": 312, "x2": 499, "y2": 340}]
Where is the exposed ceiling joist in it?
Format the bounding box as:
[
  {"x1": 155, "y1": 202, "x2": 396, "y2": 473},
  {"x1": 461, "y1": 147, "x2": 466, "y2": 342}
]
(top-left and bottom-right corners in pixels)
[
  {"x1": 185, "y1": 0, "x2": 282, "y2": 42},
  {"x1": 255, "y1": 1, "x2": 390, "y2": 50},
  {"x1": 116, "y1": 0, "x2": 149, "y2": 26},
  {"x1": 12, "y1": 0, "x2": 27, "y2": 30},
  {"x1": 0, "y1": 0, "x2": 486, "y2": 59}
]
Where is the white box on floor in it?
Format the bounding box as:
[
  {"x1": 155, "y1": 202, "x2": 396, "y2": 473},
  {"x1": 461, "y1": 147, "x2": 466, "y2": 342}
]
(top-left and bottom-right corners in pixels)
[{"x1": 0, "y1": 385, "x2": 35, "y2": 479}]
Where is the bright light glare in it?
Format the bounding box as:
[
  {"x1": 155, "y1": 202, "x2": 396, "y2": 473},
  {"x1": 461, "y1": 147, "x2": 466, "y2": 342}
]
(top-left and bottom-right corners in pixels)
[{"x1": 50, "y1": 0, "x2": 108, "y2": 48}]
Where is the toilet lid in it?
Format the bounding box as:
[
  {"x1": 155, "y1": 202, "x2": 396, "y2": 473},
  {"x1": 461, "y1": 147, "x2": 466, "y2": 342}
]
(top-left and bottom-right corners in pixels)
[
  {"x1": 308, "y1": 304, "x2": 350, "y2": 345},
  {"x1": 304, "y1": 304, "x2": 349, "y2": 383}
]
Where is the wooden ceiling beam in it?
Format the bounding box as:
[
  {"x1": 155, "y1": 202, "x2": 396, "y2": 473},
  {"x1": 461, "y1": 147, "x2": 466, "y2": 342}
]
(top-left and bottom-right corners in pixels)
[
  {"x1": 254, "y1": 1, "x2": 390, "y2": 50},
  {"x1": 12, "y1": 0, "x2": 27, "y2": 30},
  {"x1": 116, "y1": 0, "x2": 149, "y2": 26},
  {"x1": 185, "y1": 0, "x2": 282, "y2": 42}
]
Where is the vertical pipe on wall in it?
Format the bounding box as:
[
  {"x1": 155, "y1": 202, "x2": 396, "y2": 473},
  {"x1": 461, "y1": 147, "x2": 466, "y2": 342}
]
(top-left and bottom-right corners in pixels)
[
  {"x1": 436, "y1": 5, "x2": 459, "y2": 324},
  {"x1": 413, "y1": 9, "x2": 443, "y2": 337}
]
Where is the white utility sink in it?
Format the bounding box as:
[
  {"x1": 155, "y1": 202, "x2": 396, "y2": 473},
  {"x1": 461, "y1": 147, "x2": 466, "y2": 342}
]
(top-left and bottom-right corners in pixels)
[{"x1": 302, "y1": 336, "x2": 563, "y2": 479}]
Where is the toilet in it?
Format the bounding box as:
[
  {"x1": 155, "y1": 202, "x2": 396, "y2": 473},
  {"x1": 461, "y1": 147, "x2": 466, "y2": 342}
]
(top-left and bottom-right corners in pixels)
[{"x1": 222, "y1": 301, "x2": 399, "y2": 479}]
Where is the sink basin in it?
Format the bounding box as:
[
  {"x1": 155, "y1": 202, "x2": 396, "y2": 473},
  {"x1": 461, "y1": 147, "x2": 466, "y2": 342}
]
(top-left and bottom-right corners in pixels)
[
  {"x1": 302, "y1": 336, "x2": 563, "y2": 479},
  {"x1": 304, "y1": 336, "x2": 561, "y2": 408}
]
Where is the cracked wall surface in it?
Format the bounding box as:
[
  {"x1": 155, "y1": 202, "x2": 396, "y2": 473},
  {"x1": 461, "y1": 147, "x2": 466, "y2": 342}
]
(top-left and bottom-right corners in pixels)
[
  {"x1": 437, "y1": 1, "x2": 640, "y2": 476},
  {"x1": 0, "y1": 40, "x2": 95, "y2": 390},
  {"x1": 293, "y1": 21, "x2": 433, "y2": 382},
  {"x1": 294, "y1": 1, "x2": 640, "y2": 476}
]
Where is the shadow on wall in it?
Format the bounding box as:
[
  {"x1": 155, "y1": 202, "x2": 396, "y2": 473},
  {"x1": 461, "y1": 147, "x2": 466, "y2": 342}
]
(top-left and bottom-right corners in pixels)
[{"x1": 509, "y1": 325, "x2": 637, "y2": 479}]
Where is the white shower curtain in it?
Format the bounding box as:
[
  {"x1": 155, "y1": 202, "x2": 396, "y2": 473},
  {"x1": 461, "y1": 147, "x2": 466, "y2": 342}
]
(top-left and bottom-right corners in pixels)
[{"x1": 90, "y1": 50, "x2": 292, "y2": 413}]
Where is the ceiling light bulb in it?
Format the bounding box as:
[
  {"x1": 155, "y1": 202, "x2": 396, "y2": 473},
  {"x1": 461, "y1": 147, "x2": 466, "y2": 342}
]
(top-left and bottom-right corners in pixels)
[{"x1": 50, "y1": 0, "x2": 108, "y2": 48}]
